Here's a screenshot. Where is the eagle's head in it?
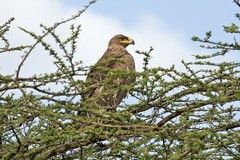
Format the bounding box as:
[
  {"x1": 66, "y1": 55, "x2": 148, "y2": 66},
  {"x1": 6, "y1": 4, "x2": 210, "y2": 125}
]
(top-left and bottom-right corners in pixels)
[{"x1": 108, "y1": 34, "x2": 135, "y2": 48}]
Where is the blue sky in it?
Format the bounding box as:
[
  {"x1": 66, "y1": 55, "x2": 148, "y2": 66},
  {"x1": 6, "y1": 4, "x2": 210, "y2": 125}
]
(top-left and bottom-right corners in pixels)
[
  {"x1": 68, "y1": 0, "x2": 239, "y2": 40},
  {"x1": 0, "y1": 0, "x2": 239, "y2": 75}
]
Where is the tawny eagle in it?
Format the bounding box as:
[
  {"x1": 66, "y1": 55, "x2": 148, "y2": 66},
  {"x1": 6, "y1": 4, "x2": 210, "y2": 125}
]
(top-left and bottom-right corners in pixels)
[{"x1": 81, "y1": 34, "x2": 135, "y2": 111}]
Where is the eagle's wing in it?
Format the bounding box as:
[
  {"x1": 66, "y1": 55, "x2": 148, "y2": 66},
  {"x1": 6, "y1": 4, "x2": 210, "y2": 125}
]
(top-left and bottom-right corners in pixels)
[{"x1": 81, "y1": 47, "x2": 135, "y2": 109}]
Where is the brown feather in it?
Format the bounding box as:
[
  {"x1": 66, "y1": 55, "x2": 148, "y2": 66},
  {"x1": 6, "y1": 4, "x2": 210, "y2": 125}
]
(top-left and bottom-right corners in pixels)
[{"x1": 81, "y1": 34, "x2": 135, "y2": 111}]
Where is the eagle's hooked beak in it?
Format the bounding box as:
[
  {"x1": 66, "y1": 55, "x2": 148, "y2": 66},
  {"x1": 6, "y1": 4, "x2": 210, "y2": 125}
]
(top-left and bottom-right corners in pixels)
[{"x1": 120, "y1": 37, "x2": 135, "y2": 46}]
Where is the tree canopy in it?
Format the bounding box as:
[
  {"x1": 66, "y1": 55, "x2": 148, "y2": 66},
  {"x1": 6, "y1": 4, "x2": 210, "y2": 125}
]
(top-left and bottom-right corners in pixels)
[{"x1": 0, "y1": 1, "x2": 240, "y2": 159}]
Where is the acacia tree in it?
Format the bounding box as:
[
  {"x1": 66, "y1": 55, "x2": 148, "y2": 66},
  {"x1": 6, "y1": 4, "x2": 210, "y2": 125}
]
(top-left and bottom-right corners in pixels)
[{"x1": 1, "y1": 1, "x2": 240, "y2": 159}]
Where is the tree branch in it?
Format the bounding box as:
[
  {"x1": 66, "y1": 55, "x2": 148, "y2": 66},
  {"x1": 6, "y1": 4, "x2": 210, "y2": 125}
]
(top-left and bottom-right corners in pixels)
[{"x1": 233, "y1": 0, "x2": 240, "y2": 7}]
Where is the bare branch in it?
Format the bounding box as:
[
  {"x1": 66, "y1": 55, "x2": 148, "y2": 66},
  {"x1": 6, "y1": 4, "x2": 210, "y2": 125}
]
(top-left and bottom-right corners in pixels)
[{"x1": 233, "y1": 0, "x2": 240, "y2": 7}]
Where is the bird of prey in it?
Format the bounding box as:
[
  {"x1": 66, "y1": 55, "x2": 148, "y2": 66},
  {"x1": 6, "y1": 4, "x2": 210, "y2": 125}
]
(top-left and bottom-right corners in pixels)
[{"x1": 81, "y1": 34, "x2": 135, "y2": 112}]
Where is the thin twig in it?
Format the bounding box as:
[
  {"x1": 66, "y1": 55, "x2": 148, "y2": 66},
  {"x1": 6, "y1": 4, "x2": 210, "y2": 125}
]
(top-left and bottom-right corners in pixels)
[
  {"x1": 15, "y1": 0, "x2": 95, "y2": 78},
  {"x1": 233, "y1": 0, "x2": 240, "y2": 7}
]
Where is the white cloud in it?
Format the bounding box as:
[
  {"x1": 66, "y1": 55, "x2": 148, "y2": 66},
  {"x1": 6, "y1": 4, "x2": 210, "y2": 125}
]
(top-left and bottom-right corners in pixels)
[
  {"x1": 0, "y1": 0, "x2": 195, "y2": 77},
  {"x1": 0, "y1": 0, "x2": 74, "y2": 76}
]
